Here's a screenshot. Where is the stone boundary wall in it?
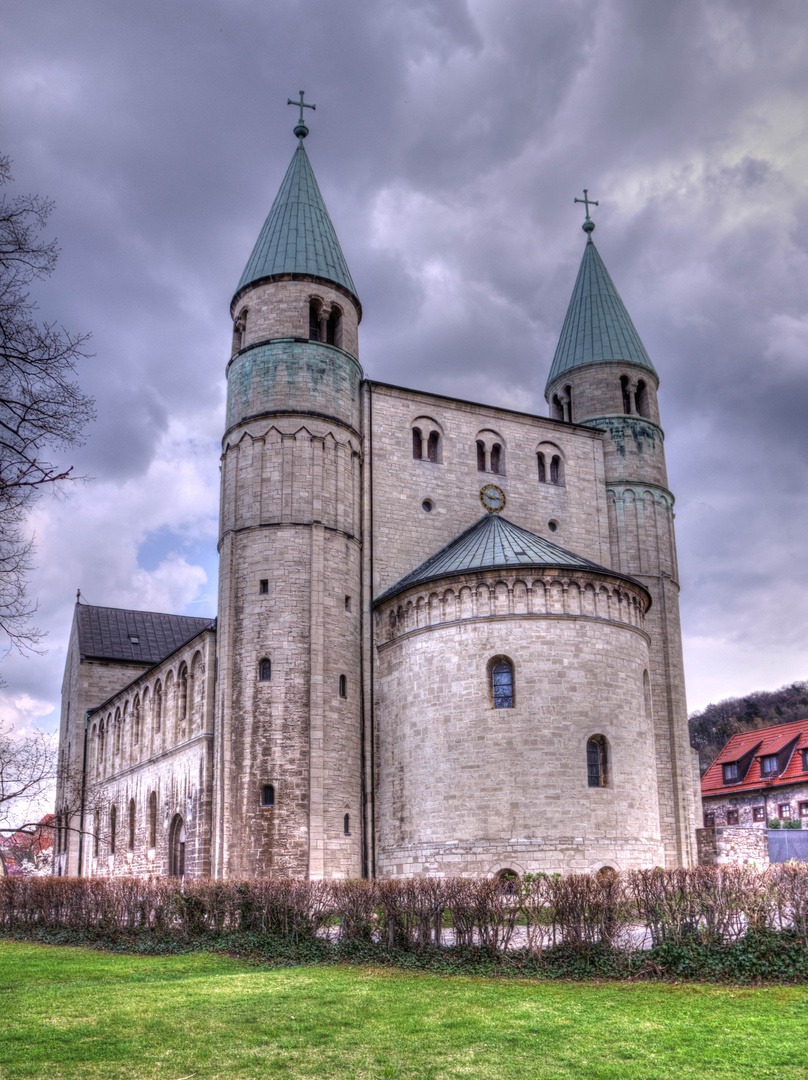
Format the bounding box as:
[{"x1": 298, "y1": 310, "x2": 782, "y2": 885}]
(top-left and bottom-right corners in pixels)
[{"x1": 696, "y1": 826, "x2": 770, "y2": 867}]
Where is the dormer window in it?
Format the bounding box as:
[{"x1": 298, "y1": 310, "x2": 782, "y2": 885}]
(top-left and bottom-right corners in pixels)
[
  {"x1": 761, "y1": 754, "x2": 778, "y2": 776},
  {"x1": 722, "y1": 762, "x2": 740, "y2": 783}
]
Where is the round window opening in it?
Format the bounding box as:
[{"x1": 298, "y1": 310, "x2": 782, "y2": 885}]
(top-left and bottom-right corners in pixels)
[
  {"x1": 422, "y1": 500, "x2": 433, "y2": 513},
  {"x1": 548, "y1": 520, "x2": 558, "y2": 533}
]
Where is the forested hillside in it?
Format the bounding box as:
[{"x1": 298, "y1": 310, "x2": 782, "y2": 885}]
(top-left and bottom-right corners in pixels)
[{"x1": 689, "y1": 680, "x2": 808, "y2": 775}]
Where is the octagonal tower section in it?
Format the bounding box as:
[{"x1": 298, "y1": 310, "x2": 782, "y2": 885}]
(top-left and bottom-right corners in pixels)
[
  {"x1": 545, "y1": 217, "x2": 698, "y2": 868},
  {"x1": 214, "y1": 131, "x2": 364, "y2": 880}
]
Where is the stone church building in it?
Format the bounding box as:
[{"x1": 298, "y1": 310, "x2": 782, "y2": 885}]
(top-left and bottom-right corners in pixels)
[{"x1": 54, "y1": 109, "x2": 700, "y2": 881}]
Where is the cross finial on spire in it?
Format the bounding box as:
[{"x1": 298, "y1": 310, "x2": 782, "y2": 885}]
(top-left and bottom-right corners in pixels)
[
  {"x1": 574, "y1": 188, "x2": 599, "y2": 238},
  {"x1": 287, "y1": 91, "x2": 316, "y2": 145}
]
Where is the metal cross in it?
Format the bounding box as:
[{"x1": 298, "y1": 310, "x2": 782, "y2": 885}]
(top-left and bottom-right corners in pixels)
[
  {"x1": 574, "y1": 188, "x2": 599, "y2": 221},
  {"x1": 288, "y1": 91, "x2": 316, "y2": 125}
]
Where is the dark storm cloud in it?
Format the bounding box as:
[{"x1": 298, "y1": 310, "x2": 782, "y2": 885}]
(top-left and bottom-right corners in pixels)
[{"x1": 1, "y1": 0, "x2": 808, "y2": 727}]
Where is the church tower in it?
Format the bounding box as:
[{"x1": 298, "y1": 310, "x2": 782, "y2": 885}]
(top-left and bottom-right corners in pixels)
[
  {"x1": 545, "y1": 200, "x2": 698, "y2": 867},
  {"x1": 213, "y1": 98, "x2": 364, "y2": 879}
]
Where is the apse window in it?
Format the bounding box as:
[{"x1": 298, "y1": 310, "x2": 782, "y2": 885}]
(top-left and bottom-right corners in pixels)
[
  {"x1": 490, "y1": 658, "x2": 514, "y2": 709},
  {"x1": 587, "y1": 736, "x2": 608, "y2": 788},
  {"x1": 261, "y1": 784, "x2": 275, "y2": 807}
]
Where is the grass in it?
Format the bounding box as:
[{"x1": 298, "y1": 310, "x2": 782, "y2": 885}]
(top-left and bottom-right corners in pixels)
[{"x1": 1, "y1": 941, "x2": 806, "y2": 1079}]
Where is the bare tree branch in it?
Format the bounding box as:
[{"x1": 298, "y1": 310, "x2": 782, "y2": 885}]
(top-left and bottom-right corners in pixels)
[{"x1": 0, "y1": 153, "x2": 95, "y2": 668}]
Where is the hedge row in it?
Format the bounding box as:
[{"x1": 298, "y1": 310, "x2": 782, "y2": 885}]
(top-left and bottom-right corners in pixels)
[{"x1": 1, "y1": 865, "x2": 807, "y2": 955}]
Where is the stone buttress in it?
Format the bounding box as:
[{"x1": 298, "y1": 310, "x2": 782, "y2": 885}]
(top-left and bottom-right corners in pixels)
[
  {"x1": 213, "y1": 125, "x2": 364, "y2": 879},
  {"x1": 545, "y1": 212, "x2": 698, "y2": 867}
]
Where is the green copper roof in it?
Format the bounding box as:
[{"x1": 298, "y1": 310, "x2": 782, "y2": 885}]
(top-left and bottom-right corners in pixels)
[
  {"x1": 376, "y1": 513, "x2": 609, "y2": 603},
  {"x1": 235, "y1": 144, "x2": 358, "y2": 301},
  {"x1": 546, "y1": 235, "x2": 656, "y2": 386}
]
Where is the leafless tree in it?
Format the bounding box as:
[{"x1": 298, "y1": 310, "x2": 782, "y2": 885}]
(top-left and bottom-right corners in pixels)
[{"x1": 0, "y1": 154, "x2": 95, "y2": 666}]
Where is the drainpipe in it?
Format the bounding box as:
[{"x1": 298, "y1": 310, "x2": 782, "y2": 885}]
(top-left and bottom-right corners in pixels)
[{"x1": 76, "y1": 710, "x2": 91, "y2": 876}]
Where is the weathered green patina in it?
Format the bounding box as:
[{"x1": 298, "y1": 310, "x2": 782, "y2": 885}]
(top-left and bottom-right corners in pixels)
[
  {"x1": 225, "y1": 340, "x2": 362, "y2": 435},
  {"x1": 235, "y1": 144, "x2": 358, "y2": 302},
  {"x1": 547, "y1": 233, "x2": 656, "y2": 386}
]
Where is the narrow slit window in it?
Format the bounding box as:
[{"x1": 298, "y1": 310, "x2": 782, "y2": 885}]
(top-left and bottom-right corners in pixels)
[
  {"x1": 476, "y1": 440, "x2": 486, "y2": 471},
  {"x1": 128, "y1": 799, "x2": 136, "y2": 851},
  {"x1": 537, "y1": 452, "x2": 546, "y2": 483},
  {"x1": 339, "y1": 674, "x2": 347, "y2": 698},
  {"x1": 491, "y1": 659, "x2": 514, "y2": 709},
  {"x1": 587, "y1": 737, "x2": 608, "y2": 788},
  {"x1": 110, "y1": 806, "x2": 117, "y2": 855},
  {"x1": 550, "y1": 455, "x2": 560, "y2": 485},
  {"x1": 261, "y1": 784, "x2": 275, "y2": 807},
  {"x1": 412, "y1": 428, "x2": 423, "y2": 460},
  {"x1": 149, "y1": 791, "x2": 157, "y2": 848},
  {"x1": 343, "y1": 813, "x2": 350, "y2": 835},
  {"x1": 259, "y1": 658, "x2": 271, "y2": 682}
]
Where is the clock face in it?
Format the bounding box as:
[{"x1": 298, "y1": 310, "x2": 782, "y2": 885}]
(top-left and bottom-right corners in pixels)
[{"x1": 480, "y1": 483, "x2": 506, "y2": 514}]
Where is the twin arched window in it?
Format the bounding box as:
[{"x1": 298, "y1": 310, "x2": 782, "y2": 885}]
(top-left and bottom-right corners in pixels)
[
  {"x1": 552, "y1": 385, "x2": 573, "y2": 423},
  {"x1": 476, "y1": 432, "x2": 505, "y2": 474},
  {"x1": 620, "y1": 375, "x2": 650, "y2": 418},
  {"x1": 309, "y1": 300, "x2": 342, "y2": 346},
  {"x1": 537, "y1": 444, "x2": 564, "y2": 486},
  {"x1": 412, "y1": 427, "x2": 441, "y2": 462}
]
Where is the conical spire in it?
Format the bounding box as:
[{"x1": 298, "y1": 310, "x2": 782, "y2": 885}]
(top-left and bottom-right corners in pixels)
[
  {"x1": 546, "y1": 234, "x2": 655, "y2": 387},
  {"x1": 376, "y1": 513, "x2": 616, "y2": 604},
  {"x1": 234, "y1": 143, "x2": 358, "y2": 303}
]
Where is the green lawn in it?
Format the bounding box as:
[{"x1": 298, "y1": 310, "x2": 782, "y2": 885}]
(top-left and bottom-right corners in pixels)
[{"x1": 0, "y1": 941, "x2": 806, "y2": 1079}]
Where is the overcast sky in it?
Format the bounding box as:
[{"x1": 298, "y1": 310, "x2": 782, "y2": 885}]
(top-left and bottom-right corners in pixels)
[{"x1": 2, "y1": 0, "x2": 808, "y2": 739}]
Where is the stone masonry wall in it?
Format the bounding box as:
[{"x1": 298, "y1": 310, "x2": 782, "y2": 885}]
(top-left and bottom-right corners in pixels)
[
  {"x1": 373, "y1": 567, "x2": 662, "y2": 877},
  {"x1": 68, "y1": 629, "x2": 217, "y2": 879},
  {"x1": 367, "y1": 382, "x2": 612, "y2": 599},
  {"x1": 696, "y1": 827, "x2": 770, "y2": 867}
]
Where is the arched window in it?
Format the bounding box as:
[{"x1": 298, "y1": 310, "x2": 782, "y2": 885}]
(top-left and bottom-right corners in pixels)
[
  {"x1": 343, "y1": 813, "x2": 351, "y2": 835},
  {"x1": 133, "y1": 697, "x2": 140, "y2": 746},
  {"x1": 550, "y1": 455, "x2": 561, "y2": 485},
  {"x1": 309, "y1": 300, "x2": 322, "y2": 341},
  {"x1": 587, "y1": 736, "x2": 608, "y2": 788},
  {"x1": 128, "y1": 799, "x2": 136, "y2": 851},
  {"x1": 497, "y1": 868, "x2": 519, "y2": 895},
  {"x1": 149, "y1": 791, "x2": 157, "y2": 848},
  {"x1": 259, "y1": 658, "x2": 271, "y2": 682},
  {"x1": 490, "y1": 443, "x2": 502, "y2": 474},
  {"x1": 635, "y1": 380, "x2": 649, "y2": 418},
  {"x1": 477, "y1": 440, "x2": 486, "y2": 471},
  {"x1": 110, "y1": 805, "x2": 117, "y2": 855},
  {"x1": 93, "y1": 815, "x2": 100, "y2": 857},
  {"x1": 427, "y1": 430, "x2": 440, "y2": 463},
  {"x1": 261, "y1": 784, "x2": 275, "y2": 807},
  {"x1": 537, "y1": 452, "x2": 546, "y2": 483},
  {"x1": 552, "y1": 395, "x2": 564, "y2": 421},
  {"x1": 154, "y1": 682, "x2": 162, "y2": 733},
  {"x1": 412, "y1": 427, "x2": 423, "y2": 460},
  {"x1": 169, "y1": 815, "x2": 185, "y2": 878},
  {"x1": 326, "y1": 306, "x2": 342, "y2": 347},
  {"x1": 97, "y1": 723, "x2": 105, "y2": 777},
  {"x1": 490, "y1": 657, "x2": 514, "y2": 709},
  {"x1": 620, "y1": 375, "x2": 632, "y2": 414},
  {"x1": 339, "y1": 674, "x2": 347, "y2": 698}
]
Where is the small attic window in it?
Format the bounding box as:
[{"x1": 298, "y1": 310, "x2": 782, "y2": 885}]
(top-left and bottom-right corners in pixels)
[{"x1": 129, "y1": 636, "x2": 140, "y2": 645}]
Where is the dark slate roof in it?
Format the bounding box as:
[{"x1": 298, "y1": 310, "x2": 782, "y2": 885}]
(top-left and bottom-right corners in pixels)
[
  {"x1": 235, "y1": 144, "x2": 358, "y2": 302},
  {"x1": 76, "y1": 604, "x2": 214, "y2": 665},
  {"x1": 546, "y1": 234, "x2": 656, "y2": 386},
  {"x1": 375, "y1": 513, "x2": 613, "y2": 604},
  {"x1": 702, "y1": 719, "x2": 808, "y2": 797}
]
